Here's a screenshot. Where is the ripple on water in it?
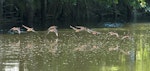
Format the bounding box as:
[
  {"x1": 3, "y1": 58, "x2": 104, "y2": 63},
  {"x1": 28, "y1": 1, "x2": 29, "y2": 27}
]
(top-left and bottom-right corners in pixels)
[{"x1": 0, "y1": 26, "x2": 150, "y2": 71}]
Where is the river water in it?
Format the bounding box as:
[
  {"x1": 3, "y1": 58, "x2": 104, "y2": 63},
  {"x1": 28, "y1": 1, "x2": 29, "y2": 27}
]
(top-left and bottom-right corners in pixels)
[{"x1": 0, "y1": 23, "x2": 150, "y2": 71}]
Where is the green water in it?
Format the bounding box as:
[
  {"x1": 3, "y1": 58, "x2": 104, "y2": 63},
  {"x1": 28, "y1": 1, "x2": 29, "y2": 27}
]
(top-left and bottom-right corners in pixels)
[{"x1": 0, "y1": 23, "x2": 150, "y2": 71}]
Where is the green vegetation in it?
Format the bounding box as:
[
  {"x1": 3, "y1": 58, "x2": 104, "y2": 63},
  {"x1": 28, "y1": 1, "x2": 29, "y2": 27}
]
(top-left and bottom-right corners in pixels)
[{"x1": 0, "y1": 0, "x2": 150, "y2": 29}]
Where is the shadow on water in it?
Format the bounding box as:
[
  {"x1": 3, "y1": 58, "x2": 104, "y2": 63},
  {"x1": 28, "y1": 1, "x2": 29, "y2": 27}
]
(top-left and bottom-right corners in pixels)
[{"x1": 0, "y1": 23, "x2": 150, "y2": 71}]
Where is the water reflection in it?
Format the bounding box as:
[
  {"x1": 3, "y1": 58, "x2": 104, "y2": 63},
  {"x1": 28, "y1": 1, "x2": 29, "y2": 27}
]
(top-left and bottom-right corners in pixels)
[
  {"x1": 3, "y1": 63, "x2": 19, "y2": 71},
  {"x1": 0, "y1": 24, "x2": 150, "y2": 71}
]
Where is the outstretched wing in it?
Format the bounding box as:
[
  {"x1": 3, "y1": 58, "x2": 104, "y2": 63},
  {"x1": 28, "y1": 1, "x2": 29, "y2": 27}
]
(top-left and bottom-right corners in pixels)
[
  {"x1": 47, "y1": 26, "x2": 58, "y2": 36},
  {"x1": 70, "y1": 25, "x2": 78, "y2": 31},
  {"x1": 22, "y1": 25, "x2": 30, "y2": 29}
]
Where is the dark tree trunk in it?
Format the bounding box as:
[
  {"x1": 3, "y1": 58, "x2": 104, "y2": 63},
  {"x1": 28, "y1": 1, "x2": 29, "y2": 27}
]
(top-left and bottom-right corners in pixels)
[
  {"x1": 132, "y1": 7, "x2": 137, "y2": 23},
  {"x1": 25, "y1": 0, "x2": 34, "y2": 27},
  {"x1": 0, "y1": 0, "x2": 4, "y2": 22},
  {"x1": 40, "y1": 0, "x2": 47, "y2": 29}
]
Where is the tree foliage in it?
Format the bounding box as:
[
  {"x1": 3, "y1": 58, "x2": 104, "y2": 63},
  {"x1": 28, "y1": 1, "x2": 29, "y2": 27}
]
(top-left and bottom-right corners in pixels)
[{"x1": 0, "y1": 0, "x2": 149, "y2": 29}]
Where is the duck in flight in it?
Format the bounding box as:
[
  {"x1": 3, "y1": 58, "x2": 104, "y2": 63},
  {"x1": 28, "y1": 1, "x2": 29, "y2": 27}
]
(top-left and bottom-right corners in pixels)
[
  {"x1": 47, "y1": 26, "x2": 58, "y2": 37},
  {"x1": 86, "y1": 28, "x2": 101, "y2": 35},
  {"x1": 70, "y1": 25, "x2": 100, "y2": 35},
  {"x1": 9, "y1": 27, "x2": 21, "y2": 34},
  {"x1": 121, "y1": 35, "x2": 130, "y2": 40},
  {"x1": 108, "y1": 32, "x2": 119, "y2": 38},
  {"x1": 22, "y1": 25, "x2": 36, "y2": 33},
  {"x1": 70, "y1": 25, "x2": 87, "y2": 32}
]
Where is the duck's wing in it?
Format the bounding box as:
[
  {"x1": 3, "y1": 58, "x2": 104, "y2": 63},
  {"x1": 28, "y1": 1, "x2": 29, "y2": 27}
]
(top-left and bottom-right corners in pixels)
[
  {"x1": 75, "y1": 26, "x2": 88, "y2": 31},
  {"x1": 49, "y1": 26, "x2": 57, "y2": 29},
  {"x1": 47, "y1": 26, "x2": 58, "y2": 36},
  {"x1": 22, "y1": 25, "x2": 30, "y2": 29},
  {"x1": 22, "y1": 25, "x2": 37, "y2": 33},
  {"x1": 70, "y1": 25, "x2": 78, "y2": 31},
  {"x1": 54, "y1": 29, "x2": 58, "y2": 36},
  {"x1": 10, "y1": 27, "x2": 21, "y2": 34},
  {"x1": 31, "y1": 29, "x2": 37, "y2": 33},
  {"x1": 75, "y1": 26, "x2": 84, "y2": 28}
]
